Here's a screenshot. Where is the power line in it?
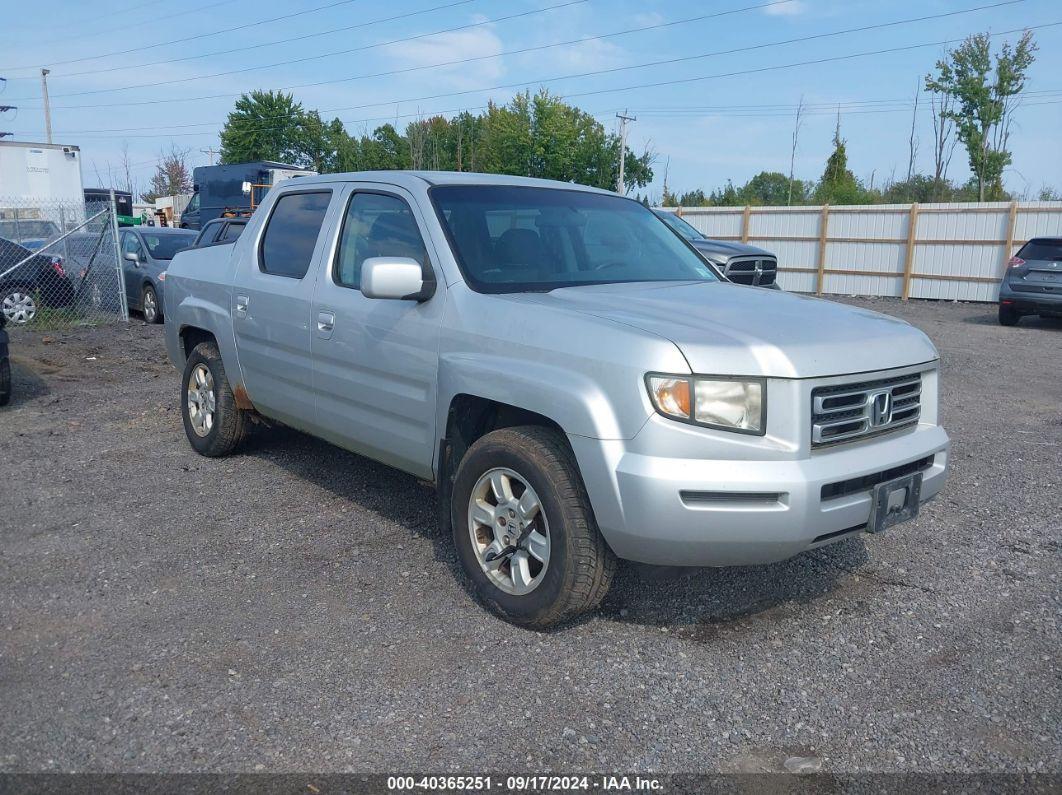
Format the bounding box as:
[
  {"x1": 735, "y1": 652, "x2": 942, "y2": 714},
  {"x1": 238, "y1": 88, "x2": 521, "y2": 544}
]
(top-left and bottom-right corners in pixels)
[
  {"x1": 20, "y1": 1, "x2": 234, "y2": 48},
  {"x1": 19, "y1": 23, "x2": 1061, "y2": 141},
  {"x1": 27, "y1": 0, "x2": 795, "y2": 100},
  {"x1": 16, "y1": 0, "x2": 1026, "y2": 111},
  {"x1": 0, "y1": 0, "x2": 365, "y2": 72},
  {"x1": 28, "y1": 0, "x2": 479, "y2": 81},
  {"x1": 15, "y1": 0, "x2": 789, "y2": 86},
  {"x1": 8, "y1": 0, "x2": 587, "y2": 106}
]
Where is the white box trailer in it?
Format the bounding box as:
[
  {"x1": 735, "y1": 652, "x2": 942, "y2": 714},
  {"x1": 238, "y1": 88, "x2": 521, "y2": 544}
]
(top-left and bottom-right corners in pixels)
[
  {"x1": 0, "y1": 141, "x2": 85, "y2": 204},
  {"x1": 0, "y1": 141, "x2": 87, "y2": 243}
]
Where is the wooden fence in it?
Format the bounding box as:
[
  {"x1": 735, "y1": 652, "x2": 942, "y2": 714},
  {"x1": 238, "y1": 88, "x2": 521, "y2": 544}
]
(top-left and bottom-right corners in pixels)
[{"x1": 661, "y1": 201, "x2": 1062, "y2": 302}]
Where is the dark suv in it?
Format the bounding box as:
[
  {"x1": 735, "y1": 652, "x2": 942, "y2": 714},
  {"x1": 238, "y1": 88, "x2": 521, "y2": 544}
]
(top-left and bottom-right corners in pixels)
[
  {"x1": 999, "y1": 237, "x2": 1062, "y2": 326},
  {"x1": 0, "y1": 237, "x2": 74, "y2": 325}
]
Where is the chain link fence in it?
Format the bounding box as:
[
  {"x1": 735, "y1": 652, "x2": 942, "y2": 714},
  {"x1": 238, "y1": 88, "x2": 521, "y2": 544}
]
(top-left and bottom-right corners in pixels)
[{"x1": 0, "y1": 196, "x2": 128, "y2": 331}]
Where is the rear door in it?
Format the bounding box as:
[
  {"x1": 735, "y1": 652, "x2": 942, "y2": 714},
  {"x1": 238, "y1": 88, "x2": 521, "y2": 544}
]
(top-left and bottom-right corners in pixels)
[
  {"x1": 309, "y1": 184, "x2": 444, "y2": 478},
  {"x1": 1017, "y1": 238, "x2": 1062, "y2": 289},
  {"x1": 230, "y1": 188, "x2": 338, "y2": 432}
]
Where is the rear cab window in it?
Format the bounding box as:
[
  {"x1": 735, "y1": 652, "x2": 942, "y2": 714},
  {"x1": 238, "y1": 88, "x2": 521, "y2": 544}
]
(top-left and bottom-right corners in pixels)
[{"x1": 259, "y1": 191, "x2": 332, "y2": 279}]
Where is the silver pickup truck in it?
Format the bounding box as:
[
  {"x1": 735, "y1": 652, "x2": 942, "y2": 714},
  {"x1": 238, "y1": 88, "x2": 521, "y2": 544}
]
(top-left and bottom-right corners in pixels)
[{"x1": 164, "y1": 172, "x2": 950, "y2": 627}]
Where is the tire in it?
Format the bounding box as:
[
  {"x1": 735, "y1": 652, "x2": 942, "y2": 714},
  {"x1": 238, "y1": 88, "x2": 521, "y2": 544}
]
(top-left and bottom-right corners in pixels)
[
  {"x1": 998, "y1": 304, "x2": 1020, "y2": 326},
  {"x1": 142, "y1": 285, "x2": 162, "y2": 324},
  {"x1": 450, "y1": 425, "x2": 616, "y2": 628},
  {"x1": 180, "y1": 341, "x2": 247, "y2": 457},
  {"x1": 0, "y1": 357, "x2": 10, "y2": 407},
  {"x1": 1, "y1": 286, "x2": 37, "y2": 325}
]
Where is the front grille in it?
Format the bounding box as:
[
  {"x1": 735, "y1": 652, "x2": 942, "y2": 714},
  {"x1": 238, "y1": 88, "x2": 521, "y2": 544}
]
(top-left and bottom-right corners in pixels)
[
  {"x1": 811, "y1": 373, "x2": 922, "y2": 447},
  {"x1": 725, "y1": 256, "x2": 777, "y2": 286},
  {"x1": 820, "y1": 455, "x2": 934, "y2": 501}
]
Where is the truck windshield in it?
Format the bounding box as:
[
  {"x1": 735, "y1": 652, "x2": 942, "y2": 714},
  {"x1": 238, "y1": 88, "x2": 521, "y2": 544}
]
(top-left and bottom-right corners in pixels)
[
  {"x1": 655, "y1": 211, "x2": 707, "y2": 241},
  {"x1": 431, "y1": 185, "x2": 719, "y2": 293}
]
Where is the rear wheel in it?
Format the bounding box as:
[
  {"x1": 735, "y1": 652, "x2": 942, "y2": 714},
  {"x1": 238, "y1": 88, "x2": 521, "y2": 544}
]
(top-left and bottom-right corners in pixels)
[
  {"x1": 181, "y1": 341, "x2": 247, "y2": 457},
  {"x1": 451, "y1": 426, "x2": 616, "y2": 628},
  {"x1": 142, "y1": 285, "x2": 161, "y2": 324},
  {"x1": 998, "y1": 304, "x2": 1020, "y2": 326}
]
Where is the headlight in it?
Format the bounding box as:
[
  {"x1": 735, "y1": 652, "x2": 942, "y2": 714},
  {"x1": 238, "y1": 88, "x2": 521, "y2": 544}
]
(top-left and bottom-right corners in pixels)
[{"x1": 646, "y1": 374, "x2": 765, "y2": 434}]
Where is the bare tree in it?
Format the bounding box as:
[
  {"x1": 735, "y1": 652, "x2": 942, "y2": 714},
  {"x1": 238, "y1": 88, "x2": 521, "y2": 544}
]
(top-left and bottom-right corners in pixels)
[
  {"x1": 787, "y1": 95, "x2": 805, "y2": 206},
  {"x1": 141, "y1": 144, "x2": 192, "y2": 203},
  {"x1": 406, "y1": 114, "x2": 428, "y2": 170},
  {"x1": 929, "y1": 90, "x2": 956, "y2": 199},
  {"x1": 906, "y1": 81, "x2": 920, "y2": 182},
  {"x1": 118, "y1": 142, "x2": 138, "y2": 199}
]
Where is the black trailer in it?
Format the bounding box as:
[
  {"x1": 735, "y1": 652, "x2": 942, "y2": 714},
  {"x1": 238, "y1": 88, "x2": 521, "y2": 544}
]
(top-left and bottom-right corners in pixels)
[{"x1": 180, "y1": 162, "x2": 314, "y2": 230}]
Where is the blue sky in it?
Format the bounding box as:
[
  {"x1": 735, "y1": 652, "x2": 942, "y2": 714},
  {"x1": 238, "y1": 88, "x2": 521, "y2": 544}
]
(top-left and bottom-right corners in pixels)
[{"x1": 2, "y1": 0, "x2": 1060, "y2": 200}]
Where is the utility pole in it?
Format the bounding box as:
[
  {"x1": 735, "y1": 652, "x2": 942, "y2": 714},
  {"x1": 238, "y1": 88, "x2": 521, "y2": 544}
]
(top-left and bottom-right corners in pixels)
[
  {"x1": 615, "y1": 110, "x2": 637, "y2": 195},
  {"x1": 40, "y1": 68, "x2": 53, "y2": 144},
  {"x1": 200, "y1": 146, "x2": 220, "y2": 165}
]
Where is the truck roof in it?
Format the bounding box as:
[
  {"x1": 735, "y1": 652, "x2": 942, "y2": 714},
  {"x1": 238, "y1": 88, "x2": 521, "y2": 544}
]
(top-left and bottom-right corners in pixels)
[{"x1": 278, "y1": 170, "x2": 618, "y2": 195}]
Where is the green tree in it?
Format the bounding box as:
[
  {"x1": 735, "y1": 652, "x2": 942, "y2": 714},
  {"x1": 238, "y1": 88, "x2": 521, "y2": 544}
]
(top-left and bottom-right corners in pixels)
[
  {"x1": 677, "y1": 189, "x2": 709, "y2": 207},
  {"x1": 815, "y1": 119, "x2": 865, "y2": 204},
  {"x1": 708, "y1": 180, "x2": 741, "y2": 206},
  {"x1": 219, "y1": 90, "x2": 307, "y2": 165},
  {"x1": 925, "y1": 30, "x2": 1037, "y2": 201},
  {"x1": 740, "y1": 171, "x2": 806, "y2": 205}
]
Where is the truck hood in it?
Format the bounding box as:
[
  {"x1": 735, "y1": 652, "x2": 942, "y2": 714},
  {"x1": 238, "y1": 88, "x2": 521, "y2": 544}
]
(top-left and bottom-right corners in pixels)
[
  {"x1": 517, "y1": 281, "x2": 937, "y2": 378},
  {"x1": 690, "y1": 238, "x2": 774, "y2": 260}
]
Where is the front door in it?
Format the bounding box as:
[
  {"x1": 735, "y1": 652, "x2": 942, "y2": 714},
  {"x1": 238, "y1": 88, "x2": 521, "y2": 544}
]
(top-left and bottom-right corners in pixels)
[
  {"x1": 119, "y1": 231, "x2": 144, "y2": 308},
  {"x1": 230, "y1": 188, "x2": 338, "y2": 431},
  {"x1": 310, "y1": 186, "x2": 445, "y2": 479}
]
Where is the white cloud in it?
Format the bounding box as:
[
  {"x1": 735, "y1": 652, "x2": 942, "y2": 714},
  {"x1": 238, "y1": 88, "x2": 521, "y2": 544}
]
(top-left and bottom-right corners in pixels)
[
  {"x1": 763, "y1": 0, "x2": 807, "y2": 15},
  {"x1": 380, "y1": 24, "x2": 505, "y2": 90}
]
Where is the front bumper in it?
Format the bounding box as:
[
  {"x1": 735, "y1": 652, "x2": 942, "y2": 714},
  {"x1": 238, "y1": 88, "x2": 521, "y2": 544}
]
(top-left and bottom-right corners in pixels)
[{"x1": 570, "y1": 420, "x2": 949, "y2": 567}]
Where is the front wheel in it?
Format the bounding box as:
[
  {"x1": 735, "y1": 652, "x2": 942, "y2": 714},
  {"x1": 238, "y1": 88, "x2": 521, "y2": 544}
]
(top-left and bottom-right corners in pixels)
[
  {"x1": 451, "y1": 426, "x2": 616, "y2": 628},
  {"x1": 180, "y1": 341, "x2": 247, "y2": 457},
  {"x1": 142, "y1": 285, "x2": 162, "y2": 324},
  {"x1": 1, "y1": 288, "x2": 37, "y2": 325}
]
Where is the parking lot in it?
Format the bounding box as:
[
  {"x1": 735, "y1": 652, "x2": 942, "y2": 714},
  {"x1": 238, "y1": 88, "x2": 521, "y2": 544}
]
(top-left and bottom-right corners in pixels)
[{"x1": 0, "y1": 297, "x2": 1059, "y2": 774}]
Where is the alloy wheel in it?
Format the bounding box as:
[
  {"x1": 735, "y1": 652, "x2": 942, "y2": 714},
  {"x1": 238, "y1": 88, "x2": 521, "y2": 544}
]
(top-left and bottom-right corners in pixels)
[
  {"x1": 467, "y1": 467, "x2": 550, "y2": 595},
  {"x1": 186, "y1": 363, "x2": 216, "y2": 437}
]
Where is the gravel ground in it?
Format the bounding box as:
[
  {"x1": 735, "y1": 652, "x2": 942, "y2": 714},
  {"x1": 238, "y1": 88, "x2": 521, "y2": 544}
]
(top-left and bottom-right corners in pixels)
[{"x1": 0, "y1": 298, "x2": 1059, "y2": 776}]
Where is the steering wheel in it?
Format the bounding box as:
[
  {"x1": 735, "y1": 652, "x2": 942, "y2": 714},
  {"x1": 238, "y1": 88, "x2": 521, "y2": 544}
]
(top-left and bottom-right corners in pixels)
[{"x1": 593, "y1": 260, "x2": 630, "y2": 272}]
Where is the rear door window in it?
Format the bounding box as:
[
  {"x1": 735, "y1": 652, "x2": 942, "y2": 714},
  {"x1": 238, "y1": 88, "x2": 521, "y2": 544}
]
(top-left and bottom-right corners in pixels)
[{"x1": 259, "y1": 191, "x2": 332, "y2": 279}]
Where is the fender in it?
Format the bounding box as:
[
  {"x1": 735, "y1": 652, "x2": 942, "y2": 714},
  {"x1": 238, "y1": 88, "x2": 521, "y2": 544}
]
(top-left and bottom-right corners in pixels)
[{"x1": 435, "y1": 352, "x2": 642, "y2": 447}]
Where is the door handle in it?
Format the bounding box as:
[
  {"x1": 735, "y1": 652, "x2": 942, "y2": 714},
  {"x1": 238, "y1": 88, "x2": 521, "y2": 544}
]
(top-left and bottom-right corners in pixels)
[
  {"x1": 317, "y1": 311, "x2": 335, "y2": 333},
  {"x1": 235, "y1": 295, "x2": 249, "y2": 316}
]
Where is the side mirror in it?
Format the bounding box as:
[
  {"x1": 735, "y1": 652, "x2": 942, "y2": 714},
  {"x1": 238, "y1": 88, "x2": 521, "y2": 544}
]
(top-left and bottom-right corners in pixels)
[
  {"x1": 361, "y1": 257, "x2": 435, "y2": 301},
  {"x1": 123, "y1": 251, "x2": 139, "y2": 264}
]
